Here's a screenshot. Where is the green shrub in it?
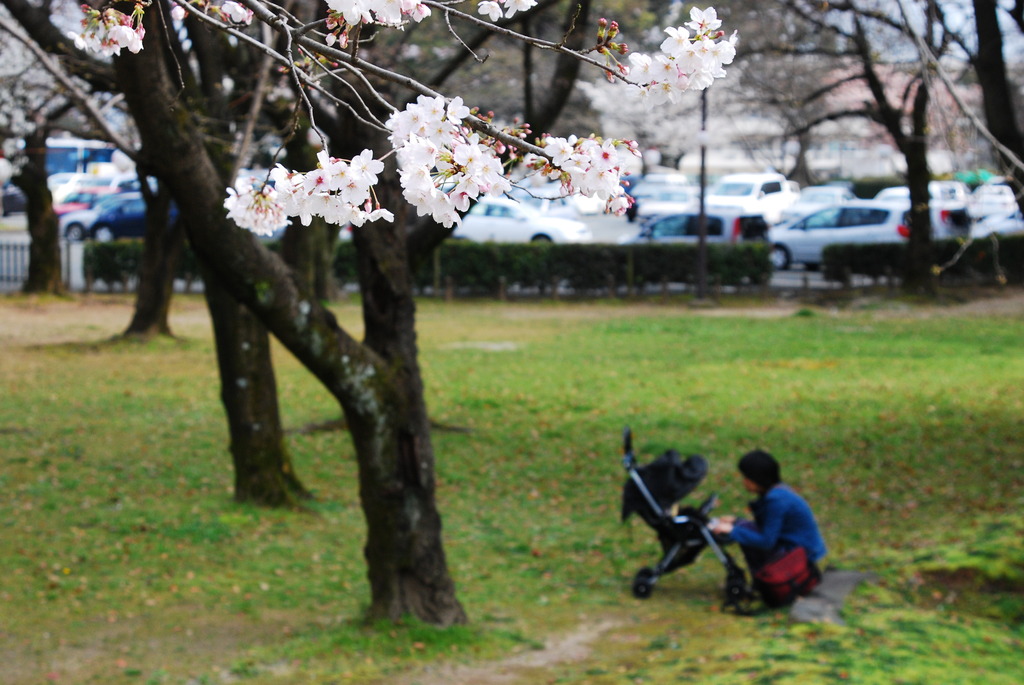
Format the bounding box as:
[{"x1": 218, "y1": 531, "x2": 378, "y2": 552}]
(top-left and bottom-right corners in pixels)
[
  {"x1": 84, "y1": 241, "x2": 143, "y2": 290},
  {"x1": 336, "y1": 240, "x2": 772, "y2": 296},
  {"x1": 83, "y1": 239, "x2": 205, "y2": 291},
  {"x1": 822, "y1": 233, "x2": 1024, "y2": 285},
  {"x1": 83, "y1": 238, "x2": 774, "y2": 297}
]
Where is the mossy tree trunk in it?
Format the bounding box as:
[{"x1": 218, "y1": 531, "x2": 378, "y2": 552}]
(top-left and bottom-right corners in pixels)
[
  {"x1": 123, "y1": 182, "x2": 184, "y2": 337},
  {"x1": 114, "y1": 7, "x2": 465, "y2": 625},
  {"x1": 202, "y1": 262, "x2": 311, "y2": 506},
  {"x1": 15, "y1": 128, "x2": 64, "y2": 296}
]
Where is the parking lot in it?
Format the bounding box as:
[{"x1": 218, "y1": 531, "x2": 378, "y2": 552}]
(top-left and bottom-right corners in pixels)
[{"x1": 1, "y1": 211, "x2": 834, "y2": 293}]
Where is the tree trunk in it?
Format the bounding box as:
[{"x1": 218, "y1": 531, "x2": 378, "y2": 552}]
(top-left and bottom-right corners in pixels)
[
  {"x1": 123, "y1": 183, "x2": 184, "y2": 337},
  {"x1": 349, "y1": 151, "x2": 466, "y2": 624},
  {"x1": 851, "y1": 15, "x2": 934, "y2": 294},
  {"x1": 901, "y1": 81, "x2": 935, "y2": 294},
  {"x1": 114, "y1": 8, "x2": 465, "y2": 625},
  {"x1": 203, "y1": 263, "x2": 311, "y2": 505},
  {"x1": 16, "y1": 128, "x2": 64, "y2": 295},
  {"x1": 972, "y1": 0, "x2": 1024, "y2": 213}
]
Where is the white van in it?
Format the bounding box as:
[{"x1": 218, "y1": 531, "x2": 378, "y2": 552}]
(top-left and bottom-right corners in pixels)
[{"x1": 705, "y1": 173, "x2": 799, "y2": 224}]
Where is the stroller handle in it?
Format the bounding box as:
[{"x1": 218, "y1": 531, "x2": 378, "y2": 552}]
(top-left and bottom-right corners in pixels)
[{"x1": 622, "y1": 425, "x2": 636, "y2": 469}]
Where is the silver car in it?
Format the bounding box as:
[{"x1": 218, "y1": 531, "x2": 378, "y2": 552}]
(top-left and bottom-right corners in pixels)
[
  {"x1": 620, "y1": 207, "x2": 769, "y2": 244},
  {"x1": 768, "y1": 201, "x2": 908, "y2": 270}
]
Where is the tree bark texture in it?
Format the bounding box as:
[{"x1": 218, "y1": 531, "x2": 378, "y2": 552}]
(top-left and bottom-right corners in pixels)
[
  {"x1": 15, "y1": 128, "x2": 65, "y2": 295},
  {"x1": 972, "y1": 0, "x2": 1024, "y2": 213},
  {"x1": 114, "y1": 7, "x2": 465, "y2": 626},
  {"x1": 902, "y1": 81, "x2": 936, "y2": 294},
  {"x1": 117, "y1": 4, "x2": 307, "y2": 507},
  {"x1": 202, "y1": 263, "x2": 311, "y2": 506},
  {"x1": 853, "y1": 16, "x2": 934, "y2": 293},
  {"x1": 123, "y1": 185, "x2": 184, "y2": 337}
]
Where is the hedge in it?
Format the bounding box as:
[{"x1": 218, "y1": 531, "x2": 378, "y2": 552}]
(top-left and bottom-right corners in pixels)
[
  {"x1": 822, "y1": 233, "x2": 1024, "y2": 285},
  {"x1": 334, "y1": 240, "x2": 773, "y2": 296},
  {"x1": 84, "y1": 239, "x2": 771, "y2": 297},
  {"x1": 83, "y1": 240, "x2": 201, "y2": 291}
]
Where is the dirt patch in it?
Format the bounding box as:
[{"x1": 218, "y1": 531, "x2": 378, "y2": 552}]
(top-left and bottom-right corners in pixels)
[
  {"x1": 390, "y1": 618, "x2": 624, "y2": 685},
  {"x1": 2, "y1": 607, "x2": 304, "y2": 685}
]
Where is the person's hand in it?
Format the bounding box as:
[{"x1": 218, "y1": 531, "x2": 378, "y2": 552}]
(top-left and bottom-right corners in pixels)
[{"x1": 711, "y1": 517, "x2": 735, "y2": 535}]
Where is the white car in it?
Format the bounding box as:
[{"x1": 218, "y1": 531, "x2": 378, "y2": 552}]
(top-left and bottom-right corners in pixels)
[
  {"x1": 779, "y1": 185, "x2": 856, "y2": 223},
  {"x1": 705, "y1": 172, "x2": 799, "y2": 224},
  {"x1": 50, "y1": 172, "x2": 139, "y2": 204},
  {"x1": 872, "y1": 183, "x2": 972, "y2": 239},
  {"x1": 768, "y1": 201, "x2": 909, "y2": 270},
  {"x1": 972, "y1": 209, "x2": 1024, "y2": 237},
  {"x1": 969, "y1": 181, "x2": 1017, "y2": 220},
  {"x1": 628, "y1": 184, "x2": 697, "y2": 222},
  {"x1": 453, "y1": 197, "x2": 593, "y2": 243},
  {"x1": 509, "y1": 183, "x2": 596, "y2": 220}
]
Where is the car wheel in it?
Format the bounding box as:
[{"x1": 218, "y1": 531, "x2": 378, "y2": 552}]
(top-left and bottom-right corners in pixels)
[
  {"x1": 65, "y1": 223, "x2": 87, "y2": 241},
  {"x1": 770, "y1": 245, "x2": 791, "y2": 270},
  {"x1": 94, "y1": 225, "x2": 115, "y2": 242},
  {"x1": 530, "y1": 234, "x2": 553, "y2": 243}
]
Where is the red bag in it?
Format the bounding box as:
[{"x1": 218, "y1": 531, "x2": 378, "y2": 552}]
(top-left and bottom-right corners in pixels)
[{"x1": 753, "y1": 546, "x2": 821, "y2": 607}]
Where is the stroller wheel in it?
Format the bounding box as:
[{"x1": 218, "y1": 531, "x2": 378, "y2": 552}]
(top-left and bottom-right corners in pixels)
[{"x1": 632, "y1": 567, "x2": 657, "y2": 599}]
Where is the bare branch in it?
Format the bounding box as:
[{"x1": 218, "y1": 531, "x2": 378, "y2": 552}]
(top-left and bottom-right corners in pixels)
[{"x1": 0, "y1": 14, "x2": 138, "y2": 159}]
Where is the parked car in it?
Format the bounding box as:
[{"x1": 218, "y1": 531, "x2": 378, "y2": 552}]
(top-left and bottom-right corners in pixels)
[
  {"x1": 972, "y1": 208, "x2": 1024, "y2": 237},
  {"x1": 872, "y1": 183, "x2": 972, "y2": 239},
  {"x1": 705, "y1": 172, "x2": 799, "y2": 224},
  {"x1": 2, "y1": 182, "x2": 26, "y2": 216},
  {"x1": 452, "y1": 197, "x2": 593, "y2": 243},
  {"x1": 768, "y1": 201, "x2": 909, "y2": 270},
  {"x1": 873, "y1": 181, "x2": 968, "y2": 204},
  {"x1": 50, "y1": 172, "x2": 141, "y2": 203},
  {"x1": 620, "y1": 207, "x2": 770, "y2": 245},
  {"x1": 510, "y1": 183, "x2": 586, "y2": 220},
  {"x1": 62, "y1": 192, "x2": 178, "y2": 241},
  {"x1": 969, "y1": 181, "x2": 1017, "y2": 220},
  {"x1": 53, "y1": 187, "x2": 120, "y2": 215},
  {"x1": 61, "y1": 193, "x2": 126, "y2": 241},
  {"x1": 779, "y1": 185, "x2": 856, "y2": 223},
  {"x1": 626, "y1": 183, "x2": 697, "y2": 223}
]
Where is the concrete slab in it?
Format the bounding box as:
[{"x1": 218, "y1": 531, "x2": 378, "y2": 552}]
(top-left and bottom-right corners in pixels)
[{"x1": 790, "y1": 569, "x2": 877, "y2": 625}]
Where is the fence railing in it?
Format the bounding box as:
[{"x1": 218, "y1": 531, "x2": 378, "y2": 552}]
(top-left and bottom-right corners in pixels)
[
  {"x1": 0, "y1": 237, "x2": 87, "y2": 291},
  {"x1": 0, "y1": 239, "x2": 29, "y2": 284}
]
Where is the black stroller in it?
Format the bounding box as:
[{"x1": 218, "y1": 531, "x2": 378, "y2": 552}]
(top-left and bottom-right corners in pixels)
[{"x1": 620, "y1": 427, "x2": 754, "y2": 613}]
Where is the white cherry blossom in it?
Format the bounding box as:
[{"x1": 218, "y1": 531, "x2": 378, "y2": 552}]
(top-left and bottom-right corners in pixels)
[
  {"x1": 478, "y1": 1, "x2": 503, "y2": 22},
  {"x1": 221, "y1": 1, "x2": 254, "y2": 25}
]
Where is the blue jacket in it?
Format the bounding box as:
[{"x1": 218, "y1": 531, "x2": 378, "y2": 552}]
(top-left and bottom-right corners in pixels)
[{"x1": 728, "y1": 484, "x2": 827, "y2": 563}]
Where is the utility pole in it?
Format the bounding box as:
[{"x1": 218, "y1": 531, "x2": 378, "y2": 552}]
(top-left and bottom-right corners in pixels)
[{"x1": 696, "y1": 89, "x2": 709, "y2": 300}]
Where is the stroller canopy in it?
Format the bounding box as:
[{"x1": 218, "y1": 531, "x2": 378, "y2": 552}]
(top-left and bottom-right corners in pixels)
[{"x1": 622, "y1": 449, "x2": 708, "y2": 522}]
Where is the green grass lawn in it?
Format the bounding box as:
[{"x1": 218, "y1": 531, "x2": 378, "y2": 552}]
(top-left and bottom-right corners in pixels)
[{"x1": 1, "y1": 293, "x2": 1022, "y2": 684}]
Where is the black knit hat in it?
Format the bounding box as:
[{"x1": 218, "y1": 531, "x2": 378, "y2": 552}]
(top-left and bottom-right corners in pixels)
[{"x1": 738, "y1": 450, "x2": 780, "y2": 489}]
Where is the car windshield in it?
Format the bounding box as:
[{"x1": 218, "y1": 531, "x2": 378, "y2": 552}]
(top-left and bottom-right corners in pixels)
[
  {"x1": 875, "y1": 188, "x2": 908, "y2": 200},
  {"x1": 647, "y1": 190, "x2": 692, "y2": 202},
  {"x1": 710, "y1": 182, "x2": 754, "y2": 197},
  {"x1": 801, "y1": 190, "x2": 841, "y2": 203},
  {"x1": 94, "y1": 194, "x2": 131, "y2": 211}
]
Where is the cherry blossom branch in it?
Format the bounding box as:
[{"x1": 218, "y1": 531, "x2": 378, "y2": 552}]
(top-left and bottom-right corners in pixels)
[
  {"x1": 70, "y1": 1, "x2": 735, "y2": 236},
  {"x1": 0, "y1": 14, "x2": 138, "y2": 161},
  {"x1": 420, "y1": 0, "x2": 631, "y2": 83}
]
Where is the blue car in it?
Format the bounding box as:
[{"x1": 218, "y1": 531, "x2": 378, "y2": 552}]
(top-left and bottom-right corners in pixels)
[{"x1": 87, "y1": 192, "x2": 178, "y2": 241}]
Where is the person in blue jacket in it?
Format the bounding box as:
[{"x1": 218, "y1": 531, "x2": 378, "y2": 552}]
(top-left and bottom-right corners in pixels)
[{"x1": 711, "y1": 450, "x2": 827, "y2": 572}]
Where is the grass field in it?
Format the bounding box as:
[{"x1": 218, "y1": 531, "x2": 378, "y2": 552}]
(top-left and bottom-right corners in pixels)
[{"x1": 1, "y1": 291, "x2": 1022, "y2": 684}]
